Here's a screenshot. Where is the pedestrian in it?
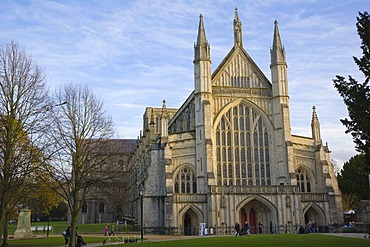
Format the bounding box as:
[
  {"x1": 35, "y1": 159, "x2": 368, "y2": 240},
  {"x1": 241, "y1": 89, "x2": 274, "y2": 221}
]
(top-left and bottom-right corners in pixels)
[
  {"x1": 365, "y1": 224, "x2": 370, "y2": 238},
  {"x1": 104, "y1": 224, "x2": 108, "y2": 236},
  {"x1": 333, "y1": 221, "x2": 339, "y2": 233},
  {"x1": 258, "y1": 221, "x2": 263, "y2": 234},
  {"x1": 270, "y1": 221, "x2": 273, "y2": 234},
  {"x1": 108, "y1": 224, "x2": 111, "y2": 236},
  {"x1": 243, "y1": 221, "x2": 250, "y2": 235},
  {"x1": 110, "y1": 224, "x2": 115, "y2": 236},
  {"x1": 63, "y1": 226, "x2": 71, "y2": 247},
  {"x1": 298, "y1": 225, "x2": 305, "y2": 234},
  {"x1": 234, "y1": 222, "x2": 240, "y2": 236},
  {"x1": 312, "y1": 220, "x2": 317, "y2": 233}
]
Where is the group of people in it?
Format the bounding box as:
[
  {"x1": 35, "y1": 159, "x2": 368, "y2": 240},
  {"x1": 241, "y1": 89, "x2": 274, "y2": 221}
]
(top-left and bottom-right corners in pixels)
[
  {"x1": 234, "y1": 221, "x2": 269, "y2": 235},
  {"x1": 62, "y1": 226, "x2": 86, "y2": 247},
  {"x1": 297, "y1": 220, "x2": 317, "y2": 234},
  {"x1": 104, "y1": 224, "x2": 116, "y2": 236}
]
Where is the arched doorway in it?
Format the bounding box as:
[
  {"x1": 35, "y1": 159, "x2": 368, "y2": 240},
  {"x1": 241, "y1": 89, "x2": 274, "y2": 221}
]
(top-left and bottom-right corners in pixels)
[
  {"x1": 239, "y1": 198, "x2": 274, "y2": 234},
  {"x1": 304, "y1": 205, "x2": 324, "y2": 226},
  {"x1": 183, "y1": 208, "x2": 199, "y2": 235}
]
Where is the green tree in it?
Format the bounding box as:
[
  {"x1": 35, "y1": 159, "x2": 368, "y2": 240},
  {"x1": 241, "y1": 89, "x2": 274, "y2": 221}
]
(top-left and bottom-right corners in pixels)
[
  {"x1": 333, "y1": 11, "x2": 370, "y2": 170},
  {"x1": 0, "y1": 41, "x2": 51, "y2": 247},
  {"x1": 337, "y1": 154, "x2": 370, "y2": 200}
]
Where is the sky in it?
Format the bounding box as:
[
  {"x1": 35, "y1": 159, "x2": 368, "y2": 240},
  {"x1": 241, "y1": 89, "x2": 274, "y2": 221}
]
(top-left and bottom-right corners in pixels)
[{"x1": 0, "y1": 0, "x2": 368, "y2": 169}]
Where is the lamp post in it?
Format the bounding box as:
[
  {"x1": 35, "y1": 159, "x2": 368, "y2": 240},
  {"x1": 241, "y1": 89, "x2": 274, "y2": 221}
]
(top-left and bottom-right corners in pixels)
[{"x1": 139, "y1": 184, "x2": 144, "y2": 242}]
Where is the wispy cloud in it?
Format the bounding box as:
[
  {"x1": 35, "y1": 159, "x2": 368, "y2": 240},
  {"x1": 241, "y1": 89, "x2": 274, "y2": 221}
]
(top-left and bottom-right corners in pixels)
[{"x1": 0, "y1": 0, "x2": 367, "y2": 168}]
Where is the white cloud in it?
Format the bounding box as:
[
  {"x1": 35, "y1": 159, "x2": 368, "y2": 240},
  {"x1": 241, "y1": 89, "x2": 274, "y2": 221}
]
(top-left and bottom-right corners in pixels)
[{"x1": 0, "y1": 0, "x2": 366, "y2": 168}]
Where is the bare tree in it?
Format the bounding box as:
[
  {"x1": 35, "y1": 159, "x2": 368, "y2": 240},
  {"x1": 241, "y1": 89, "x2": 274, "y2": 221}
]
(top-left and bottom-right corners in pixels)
[
  {"x1": 47, "y1": 83, "x2": 113, "y2": 247},
  {"x1": 0, "y1": 41, "x2": 51, "y2": 247}
]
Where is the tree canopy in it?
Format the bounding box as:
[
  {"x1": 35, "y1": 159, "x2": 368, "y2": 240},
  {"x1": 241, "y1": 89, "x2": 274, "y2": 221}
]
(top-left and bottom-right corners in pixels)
[
  {"x1": 333, "y1": 11, "x2": 370, "y2": 170},
  {"x1": 337, "y1": 154, "x2": 370, "y2": 200},
  {"x1": 0, "y1": 41, "x2": 51, "y2": 247},
  {"x1": 46, "y1": 83, "x2": 114, "y2": 247}
]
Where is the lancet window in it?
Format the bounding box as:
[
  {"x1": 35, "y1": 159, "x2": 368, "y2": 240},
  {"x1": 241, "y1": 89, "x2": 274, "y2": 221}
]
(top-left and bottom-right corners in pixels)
[
  {"x1": 174, "y1": 167, "x2": 197, "y2": 194},
  {"x1": 216, "y1": 104, "x2": 271, "y2": 186},
  {"x1": 295, "y1": 168, "x2": 312, "y2": 192}
]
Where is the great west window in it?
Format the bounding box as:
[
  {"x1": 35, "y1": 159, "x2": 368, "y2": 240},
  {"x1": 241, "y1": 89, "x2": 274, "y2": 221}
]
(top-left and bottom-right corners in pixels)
[{"x1": 216, "y1": 104, "x2": 271, "y2": 186}]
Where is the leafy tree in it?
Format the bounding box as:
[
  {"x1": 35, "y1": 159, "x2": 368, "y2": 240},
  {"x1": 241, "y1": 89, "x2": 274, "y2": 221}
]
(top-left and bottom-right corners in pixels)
[
  {"x1": 0, "y1": 41, "x2": 51, "y2": 247},
  {"x1": 24, "y1": 173, "x2": 63, "y2": 219},
  {"x1": 341, "y1": 193, "x2": 361, "y2": 211},
  {"x1": 333, "y1": 11, "x2": 370, "y2": 170},
  {"x1": 46, "y1": 83, "x2": 113, "y2": 247},
  {"x1": 337, "y1": 154, "x2": 370, "y2": 200}
]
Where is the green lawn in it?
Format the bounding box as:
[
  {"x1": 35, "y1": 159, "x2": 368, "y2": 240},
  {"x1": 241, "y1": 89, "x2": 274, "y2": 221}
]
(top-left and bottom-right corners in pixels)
[
  {"x1": 8, "y1": 221, "x2": 132, "y2": 236},
  {"x1": 2, "y1": 234, "x2": 370, "y2": 247}
]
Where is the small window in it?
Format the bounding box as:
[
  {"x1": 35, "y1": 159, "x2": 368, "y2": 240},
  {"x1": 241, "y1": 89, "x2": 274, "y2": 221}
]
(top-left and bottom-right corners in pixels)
[
  {"x1": 118, "y1": 160, "x2": 124, "y2": 171},
  {"x1": 99, "y1": 201, "x2": 105, "y2": 213}
]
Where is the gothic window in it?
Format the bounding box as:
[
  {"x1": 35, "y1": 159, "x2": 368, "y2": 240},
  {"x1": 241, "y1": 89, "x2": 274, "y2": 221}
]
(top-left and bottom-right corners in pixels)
[
  {"x1": 174, "y1": 167, "x2": 197, "y2": 193},
  {"x1": 216, "y1": 104, "x2": 270, "y2": 186},
  {"x1": 99, "y1": 201, "x2": 105, "y2": 213},
  {"x1": 295, "y1": 168, "x2": 312, "y2": 192}
]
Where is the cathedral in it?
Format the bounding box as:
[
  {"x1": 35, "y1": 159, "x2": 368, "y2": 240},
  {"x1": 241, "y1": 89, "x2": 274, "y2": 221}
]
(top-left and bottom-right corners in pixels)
[{"x1": 129, "y1": 9, "x2": 343, "y2": 234}]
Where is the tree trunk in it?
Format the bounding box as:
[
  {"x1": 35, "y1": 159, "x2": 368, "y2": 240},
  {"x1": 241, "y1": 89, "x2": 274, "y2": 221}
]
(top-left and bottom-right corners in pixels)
[
  {"x1": 0, "y1": 207, "x2": 8, "y2": 247},
  {"x1": 68, "y1": 191, "x2": 80, "y2": 247}
]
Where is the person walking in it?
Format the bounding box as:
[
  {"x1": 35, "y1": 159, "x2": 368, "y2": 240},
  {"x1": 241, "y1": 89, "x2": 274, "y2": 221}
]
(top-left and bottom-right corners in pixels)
[
  {"x1": 63, "y1": 226, "x2": 71, "y2": 247},
  {"x1": 258, "y1": 221, "x2": 263, "y2": 234},
  {"x1": 243, "y1": 221, "x2": 250, "y2": 235},
  {"x1": 234, "y1": 222, "x2": 241, "y2": 236},
  {"x1": 270, "y1": 221, "x2": 273, "y2": 234},
  {"x1": 104, "y1": 225, "x2": 109, "y2": 236}
]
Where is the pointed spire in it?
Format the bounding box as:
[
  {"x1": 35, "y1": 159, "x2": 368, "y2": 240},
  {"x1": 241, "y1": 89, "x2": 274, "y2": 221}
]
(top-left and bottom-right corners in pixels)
[
  {"x1": 233, "y1": 7, "x2": 243, "y2": 47},
  {"x1": 270, "y1": 20, "x2": 286, "y2": 66},
  {"x1": 194, "y1": 14, "x2": 210, "y2": 62},
  {"x1": 311, "y1": 106, "x2": 322, "y2": 142},
  {"x1": 161, "y1": 99, "x2": 168, "y2": 138},
  {"x1": 161, "y1": 99, "x2": 167, "y2": 114}
]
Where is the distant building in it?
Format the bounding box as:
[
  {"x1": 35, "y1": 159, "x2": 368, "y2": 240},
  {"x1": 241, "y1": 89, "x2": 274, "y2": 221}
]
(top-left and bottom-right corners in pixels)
[
  {"x1": 77, "y1": 139, "x2": 136, "y2": 224},
  {"x1": 129, "y1": 9, "x2": 343, "y2": 235}
]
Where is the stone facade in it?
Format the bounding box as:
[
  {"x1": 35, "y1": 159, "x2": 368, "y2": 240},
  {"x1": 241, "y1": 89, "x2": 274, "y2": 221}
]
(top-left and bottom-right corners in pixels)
[
  {"x1": 129, "y1": 9, "x2": 343, "y2": 235},
  {"x1": 77, "y1": 139, "x2": 136, "y2": 224}
]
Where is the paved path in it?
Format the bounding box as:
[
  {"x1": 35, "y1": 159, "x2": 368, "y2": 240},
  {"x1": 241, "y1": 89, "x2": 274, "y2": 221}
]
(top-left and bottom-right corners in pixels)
[{"x1": 321, "y1": 232, "x2": 369, "y2": 239}]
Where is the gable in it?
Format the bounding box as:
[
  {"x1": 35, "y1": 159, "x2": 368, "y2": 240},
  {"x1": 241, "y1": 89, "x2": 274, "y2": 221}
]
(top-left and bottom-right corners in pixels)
[{"x1": 212, "y1": 47, "x2": 271, "y2": 90}]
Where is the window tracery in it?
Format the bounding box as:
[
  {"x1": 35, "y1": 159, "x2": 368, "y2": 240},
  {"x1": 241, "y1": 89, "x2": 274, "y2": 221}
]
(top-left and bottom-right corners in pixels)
[
  {"x1": 216, "y1": 104, "x2": 271, "y2": 186},
  {"x1": 295, "y1": 168, "x2": 312, "y2": 192},
  {"x1": 174, "y1": 167, "x2": 197, "y2": 194}
]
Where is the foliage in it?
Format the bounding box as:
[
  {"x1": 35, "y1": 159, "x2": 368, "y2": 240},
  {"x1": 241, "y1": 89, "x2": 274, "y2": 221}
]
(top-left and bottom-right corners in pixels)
[
  {"x1": 24, "y1": 176, "x2": 63, "y2": 216},
  {"x1": 341, "y1": 193, "x2": 361, "y2": 211},
  {"x1": 337, "y1": 154, "x2": 370, "y2": 200},
  {"x1": 49, "y1": 201, "x2": 68, "y2": 220},
  {"x1": 333, "y1": 11, "x2": 370, "y2": 170},
  {"x1": 0, "y1": 41, "x2": 51, "y2": 246},
  {"x1": 46, "y1": 83, "x2": 114, "y2": 247}
]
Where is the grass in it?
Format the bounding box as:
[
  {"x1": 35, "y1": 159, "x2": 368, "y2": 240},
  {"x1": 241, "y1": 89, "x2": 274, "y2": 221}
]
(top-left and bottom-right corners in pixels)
[
  {"x1": 2, "y1": 234, "x2": 370, "y2": 247},
  {"x1": 8, "y1": 221, "x2": 132, "y2": 236}
]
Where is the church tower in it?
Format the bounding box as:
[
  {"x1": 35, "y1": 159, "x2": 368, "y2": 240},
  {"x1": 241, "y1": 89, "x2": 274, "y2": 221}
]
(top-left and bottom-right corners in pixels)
[
  {"x1": 194, "y1": 14, "x2": 213, "y2": 192},
  {"x1": 270, "y1": 20, "x2": 294, "y2": 185}
]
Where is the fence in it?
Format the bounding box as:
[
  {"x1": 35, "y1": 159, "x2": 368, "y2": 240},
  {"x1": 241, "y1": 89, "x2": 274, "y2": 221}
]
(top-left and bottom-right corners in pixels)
[{"x1": 140, "y1": 223, "x2": 334, "y2": 236}]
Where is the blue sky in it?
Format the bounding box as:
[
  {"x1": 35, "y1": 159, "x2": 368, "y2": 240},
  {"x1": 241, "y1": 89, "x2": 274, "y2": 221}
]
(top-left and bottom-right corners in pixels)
[{"x1": 1, "y1": 0, "x2": 368, "y2": 169}]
